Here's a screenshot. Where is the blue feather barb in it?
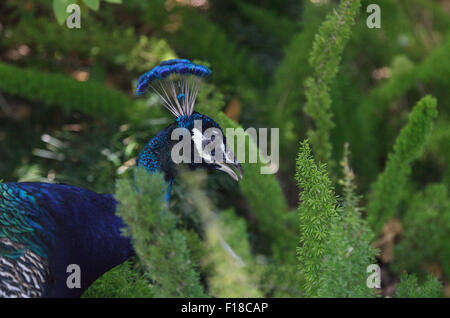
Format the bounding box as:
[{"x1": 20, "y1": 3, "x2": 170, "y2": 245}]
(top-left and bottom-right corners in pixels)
[
  {"x1": 136, "y1": 59, "x2": 212, "y2": 118},
  {"x1": 136, "y1": 59, "x2": 212, "y2": 96}
]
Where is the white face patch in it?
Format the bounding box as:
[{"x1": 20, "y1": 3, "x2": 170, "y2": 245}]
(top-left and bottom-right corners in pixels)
[
  {"x1": 190, "y1": 127, "x2": 241, "y2": 181},
  {"x1": 192, "y1": 128, "x2": 213, "y2": 163},
  {"x1": 223, "y1": 143, "x2": 235, "y2": 164},
  {"x1": 192, "y1": 127, "x2": 227, "y2": 164}
]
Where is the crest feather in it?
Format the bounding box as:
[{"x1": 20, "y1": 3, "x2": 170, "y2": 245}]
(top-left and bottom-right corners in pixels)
[{"x1": 136, "y1": 59, "x2": 212, "y2": 117}]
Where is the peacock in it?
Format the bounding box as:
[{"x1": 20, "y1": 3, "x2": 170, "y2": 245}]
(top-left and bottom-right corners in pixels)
[{"x1": 0, "y1": 59, "x2": 243, "y2": 298}]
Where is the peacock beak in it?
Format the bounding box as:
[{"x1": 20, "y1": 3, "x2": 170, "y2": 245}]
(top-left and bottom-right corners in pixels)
[{"x1": 216, "y1": 148, "x2": 243, "y2": 182}]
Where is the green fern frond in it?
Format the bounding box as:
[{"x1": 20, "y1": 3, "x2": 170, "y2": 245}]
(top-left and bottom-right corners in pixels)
[
  {"x1": 367, "y1": 95, "x2": 438, "y2": 232},
  {"x1": 295, "y1": 140, "x2": 339, "y2": 296},
  {"x1": 115, "y1": 168, "x2": 206, "y2": 297},
  {"x1": 303, "y1": 0, "x2": 361, "y2": 169}
]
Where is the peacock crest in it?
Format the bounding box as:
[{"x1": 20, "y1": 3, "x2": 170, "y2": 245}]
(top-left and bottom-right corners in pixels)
[{"x1": 136, "y1": 59, "x2": 212, "y2": 118}]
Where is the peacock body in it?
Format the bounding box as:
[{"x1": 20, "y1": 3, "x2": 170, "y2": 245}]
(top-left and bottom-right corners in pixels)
[
  {"x1": 0, "y1": 183, "x2": 131, "y2": 297},
  {"x1": 0, "y1": 59, "x2": 242, "y2": 298}
]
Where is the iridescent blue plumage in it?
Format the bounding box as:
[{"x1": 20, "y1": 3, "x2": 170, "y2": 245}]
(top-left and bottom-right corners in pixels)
[
  {"x1": 137, "y1": 112, "x2": 222, "y2": 179},
  {"x1": 136, "y1": 59, "x2": 211, "y2": 118},
  {"x1": 136, "y1": 59, "x2": 212, "y2": 96},
  {"x1": 0, "y1": 183, "x2": 56, "y2": 259},
  {"x1": 0, "y1": 183, "x2": 132, "y2": 297},
  {"x1": 0, "y1": 59, "x2": 241, "y2": 298}
]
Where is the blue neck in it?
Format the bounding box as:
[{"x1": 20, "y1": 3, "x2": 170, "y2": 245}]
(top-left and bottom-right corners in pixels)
[
  {"x1": 137, "y1": 123, "x2": 177, "y2": 180},
  {"x1": 165, "y1": 178, "x2": 174, "y2": 202}
]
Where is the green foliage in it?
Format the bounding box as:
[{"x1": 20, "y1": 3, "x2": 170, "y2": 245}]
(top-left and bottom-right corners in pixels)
[
  {"x1": 427, "y1": 120, "x2": 450, "y2": 190},
  {"x1": 303, "y1": 0, "x2": 361, "y2": 169},
  {"x1": 3, "y1": 17, "x2": 136, "y2": 67},
  {"x1": 115, "y1": 168, "x2": 206, "y2": 297},
  {"x1": 52, "y1": 0, "x2": 72, "y2": 25},
  {"x1": 236, "y1": 2, "x2": 297, "y2": 46},
  {"x1": 199, "y1": 111, "x2": 301, "y2": 297},
  {"x1": 317, "y1": 144, "x2": 378, "y2": 297},
  {"x1": 358, "y1": 35, "x2": 450, "y2": 181},
  {"x1": 265, "y1": 2, "x2": 328, "y2": 167},
  {"x1": 215, "y1": 112, "x2": 295, "y2": 257},
  {"x1": 163, "y1": 8, "x2": 264, "y2": 93},
  {"x1": 295, "y1": 140, "x2": 339, "y2": 296},
  {"x1": 2, "y1": 0, "x2": 450, "y2": 299},
  {"x1": 82, "y1": 0, "x2": 100, "y2": 11},
  {"x1": 126, "y1": 36, "x2": 176, "y2": 73},
  {"x1": 181, "y1": 172, "x2": 261, "y2": 297},
  {"x1": 367, "y1": 96, "x2": 438, "y2": 232},
  {"x1": 296, "y1": 141, "x2": 379, "y2": 297},
  {"x1": 81, "y1": 261, "x2": 153, "y2": 298},
  {"x1": 396, "y1": 273, "x2": 442, "y2": 298},
  {"x1": 328, "y1": 65, "x2": 365, "y2": 174},
  {"x1": 392, "y1": 184, "x2": 450, "y2": 278},
  {"x1": 195, "y1": 83, "x2": 226, "y2": 119},
  {"x1": 0, "y1": 62, "x2": 131, "y2": 121},
  {"x1": 53, "y1": 0, "x2": 122, "y2": 25}
]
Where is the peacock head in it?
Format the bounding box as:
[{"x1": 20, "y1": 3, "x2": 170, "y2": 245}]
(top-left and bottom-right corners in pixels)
[{"x1": 135, "y1": 59, "x2": 243, "y2": 182}]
